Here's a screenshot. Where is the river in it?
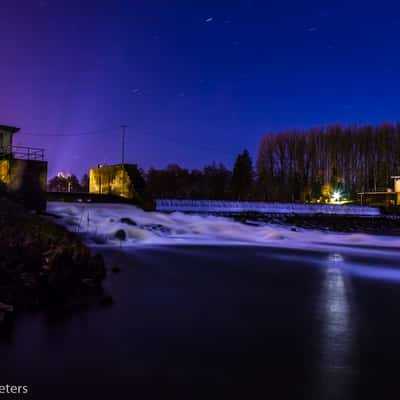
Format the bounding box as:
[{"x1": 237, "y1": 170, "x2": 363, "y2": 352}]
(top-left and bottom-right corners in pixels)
[{"x1": 2, "y1": 242, "x2": 400, "y2": 399}]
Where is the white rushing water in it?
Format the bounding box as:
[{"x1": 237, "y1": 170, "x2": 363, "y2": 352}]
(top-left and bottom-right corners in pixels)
[
  {"x1": 156, "y1": 199, "x2": 380, "y2": 216},
  {"x1": 47, "y1": 202, "x2": 399, "y2": 256}
]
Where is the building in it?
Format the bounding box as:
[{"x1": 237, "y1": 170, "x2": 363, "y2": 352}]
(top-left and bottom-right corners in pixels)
[
  {"x1": 358, "y1": 176, "x2": 400, "y2": 207},
  {"x1": 0, "y1": 125, "x2": 19, "y2": 156},
  {"x1": 0, "y1": 125, "x2": 48, "y2": 211},
  {"x1": 89, "y1": 163, "x2": 154, "y2": 209}
]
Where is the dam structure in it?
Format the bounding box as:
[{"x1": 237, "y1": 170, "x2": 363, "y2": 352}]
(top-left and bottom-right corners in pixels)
[{"x1": 156, "y1": 199, "x2": 380, "y2": 216}]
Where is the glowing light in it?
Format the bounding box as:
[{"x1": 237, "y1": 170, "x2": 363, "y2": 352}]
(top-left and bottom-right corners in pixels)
[
  {"x1": 332, "y1": 191, "x2": 341, "y2": 202},
  {"x1": 328, "y1": 253, "x2": 344, "y2": 263},
  {"x1": 57, "y1": 171, "x2": 71, "y2": 178}
]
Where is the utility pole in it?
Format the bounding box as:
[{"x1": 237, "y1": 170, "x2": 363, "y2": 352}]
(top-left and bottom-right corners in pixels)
[
  {"x1": 120, "y1": 125, "x2": 127, "y2": 197},
  {"x1": 121, "y1": 125, "x2": 127, "y2": 165}
]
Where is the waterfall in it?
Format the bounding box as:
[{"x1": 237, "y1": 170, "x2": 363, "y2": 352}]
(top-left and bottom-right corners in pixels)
[
  {"x1": 156, "y1": 199, "x2": 380, "y2": 216},
  {"x1": 47, "y1": 202, "x2": 400, "y2": 253}
]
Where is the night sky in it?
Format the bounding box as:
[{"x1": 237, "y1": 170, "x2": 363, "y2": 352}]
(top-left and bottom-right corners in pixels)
[{"x1": 1, "y1": 0, "x2": 400, "y2": 178}]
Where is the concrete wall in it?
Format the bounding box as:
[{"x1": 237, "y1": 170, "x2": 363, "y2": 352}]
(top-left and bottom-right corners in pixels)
[
  {"x1": 0, "y1": 159, "x2": 48, "y2": 211},
  {"x1": 395, "y1": 179, "x2": 400, "y2": 193},
  {"x1": 89, "y1": 164, "x2": 155, "y2": 210},
  {"x1": 0, "y1": 159, "x2": 11, "y2": 184},
  {"x1": 0, "y1": 130, "x2": 12, "y2": 152},
  {"x1": 90, "y1": 165, "x2": 134, "y2": 198},
  {"x1": 89, "y1": 164, "x2": 144, "y2": 199}
]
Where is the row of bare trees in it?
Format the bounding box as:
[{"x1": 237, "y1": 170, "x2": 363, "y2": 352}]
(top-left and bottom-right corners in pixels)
[{"x1": 256, "y1": 123, "x2": 400, "y2": 202}]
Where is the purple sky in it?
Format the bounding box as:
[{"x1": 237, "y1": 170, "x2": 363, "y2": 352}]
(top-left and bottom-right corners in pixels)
[{"x1": 2, "y1": 0, "x2": 400, "y2": 178}]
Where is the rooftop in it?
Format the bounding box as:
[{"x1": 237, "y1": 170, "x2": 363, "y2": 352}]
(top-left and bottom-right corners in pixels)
[
  {"x1": 0, "y1": 125, "x2": 20, "y2": 134},
  {"x1": 357, "y1": 191, "x2": 397, "y2": 195}
]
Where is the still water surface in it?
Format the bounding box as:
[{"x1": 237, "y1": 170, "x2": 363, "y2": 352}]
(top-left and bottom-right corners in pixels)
[{"x1": 1, "y1": 245, "x2": 400, "y2": 399}]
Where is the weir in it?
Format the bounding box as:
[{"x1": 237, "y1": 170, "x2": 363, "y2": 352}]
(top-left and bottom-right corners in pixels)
[
  {"x1": 47, "y1": 202, "x2": 399, "y2": 251},
  {"x1": 156, "y1": 199, "x2": 380, "y2": 216}
]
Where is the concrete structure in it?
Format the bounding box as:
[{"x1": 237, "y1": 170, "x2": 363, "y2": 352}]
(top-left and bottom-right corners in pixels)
[
  {"x1": 358, "y1": 191, "x2": 397, "y2": 207},
  {"x1": 0, "y1": 125, "x2": 19, "y2": 157},
  {"x1": 0, "y1": 125, "x2": 48, "y2": 211},
  {"x1": 89, "y1": 163, "x2": 154, "y2": 210},
  {"x1": 359, "y1": 176, "x2": 400, "y2": 207},
  {"x1": 392, "y1": 176, "x2": 400, "y2": 201}
]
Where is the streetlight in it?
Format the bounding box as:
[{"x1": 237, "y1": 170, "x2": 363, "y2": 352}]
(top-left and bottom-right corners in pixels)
[{"x1": 332, "y1": 191, "x2": 341, "y2": 202}]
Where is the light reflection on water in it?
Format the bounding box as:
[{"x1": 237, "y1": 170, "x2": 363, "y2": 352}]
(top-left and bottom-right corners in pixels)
[{"x1": 318, "y1": 253, "x2": 354, "y2": 399}]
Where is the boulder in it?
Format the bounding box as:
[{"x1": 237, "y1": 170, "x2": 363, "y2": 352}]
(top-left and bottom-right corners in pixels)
[
  {"x1": 111, "y1": 265, "x2": 121, "y2": 273},
  {"x1": 88, "y1": 254, "x2": 106, "y2": 282},
  {"x1": 0, "y1": 302, "x2": 14, "y2": 312},
  {"x1": 114, "y1": 229, "x2": 127, "y2": 241},
  {"x1": 100, "y1": 295, "x2": 114, "y2": 306},
  {"x1": 120, "y1": 217, "x2": 137, "y2": 226}
]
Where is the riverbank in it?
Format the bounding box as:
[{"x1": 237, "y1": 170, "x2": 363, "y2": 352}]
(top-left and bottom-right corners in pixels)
[
  {"x1": 0, "y1": 198, "x2": 106, "y2": 329},
  {"x1": 227, "y1": 212, "x2": 400, "y2": 235}
]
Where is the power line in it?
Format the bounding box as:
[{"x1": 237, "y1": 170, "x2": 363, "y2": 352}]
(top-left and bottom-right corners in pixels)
[
  {"x1": 21, "y1": 126, "x2": 120, "y2": 137},
  {"x1": 20, "y1": 125, "x2": 238, "y2": 157}
]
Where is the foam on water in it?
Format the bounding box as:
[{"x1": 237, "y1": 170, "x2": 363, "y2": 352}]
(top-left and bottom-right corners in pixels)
[{"x1": 47, "y1": 202, "x2": 400, "y2": 256}]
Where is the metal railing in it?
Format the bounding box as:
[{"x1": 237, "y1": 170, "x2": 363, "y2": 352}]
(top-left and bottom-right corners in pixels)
[{"x1": 0, "y1": 145, "x2": 45, "y2": 161}]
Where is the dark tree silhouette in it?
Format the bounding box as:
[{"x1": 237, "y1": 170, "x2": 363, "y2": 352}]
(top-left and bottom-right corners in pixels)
[
  {"x1": 203, "y1": 163, "x2": 232, "y2": 200},
  {"x1": 48, "y1": 174, "x2": 82, "y2": 192},
  {"x1": 48, "y1": 175, "x2": 68, "y2": 192},
  {"x1": 146, "y1": 162, "x2": 233, "y2": 200},
  {"x1": 68, "y1": 175, "x2": 81, "y2": 192},
  {"x1": 231, "y1": 149, "x2": 253, "y2": 200},
  {"x1": 80, "y1": 174, "x2": 89, "y2": 192}
]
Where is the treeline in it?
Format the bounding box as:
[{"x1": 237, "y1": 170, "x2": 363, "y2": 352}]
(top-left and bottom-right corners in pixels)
[
  {"x1": 47, "y1": 150, "x2": 255, "y2": 200},
  {"x1": 49, "y1": 123, "x2": 400, "y2": 202},
  {"x1": 146, "y1": 150, "x2": 253, "y2": 200},
  {"x1": 256, "y1": 123, "x2": 400, "y2": 202},
  {"x1": 48, "y1": 173, "x2": 89, "y2": 193}
]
